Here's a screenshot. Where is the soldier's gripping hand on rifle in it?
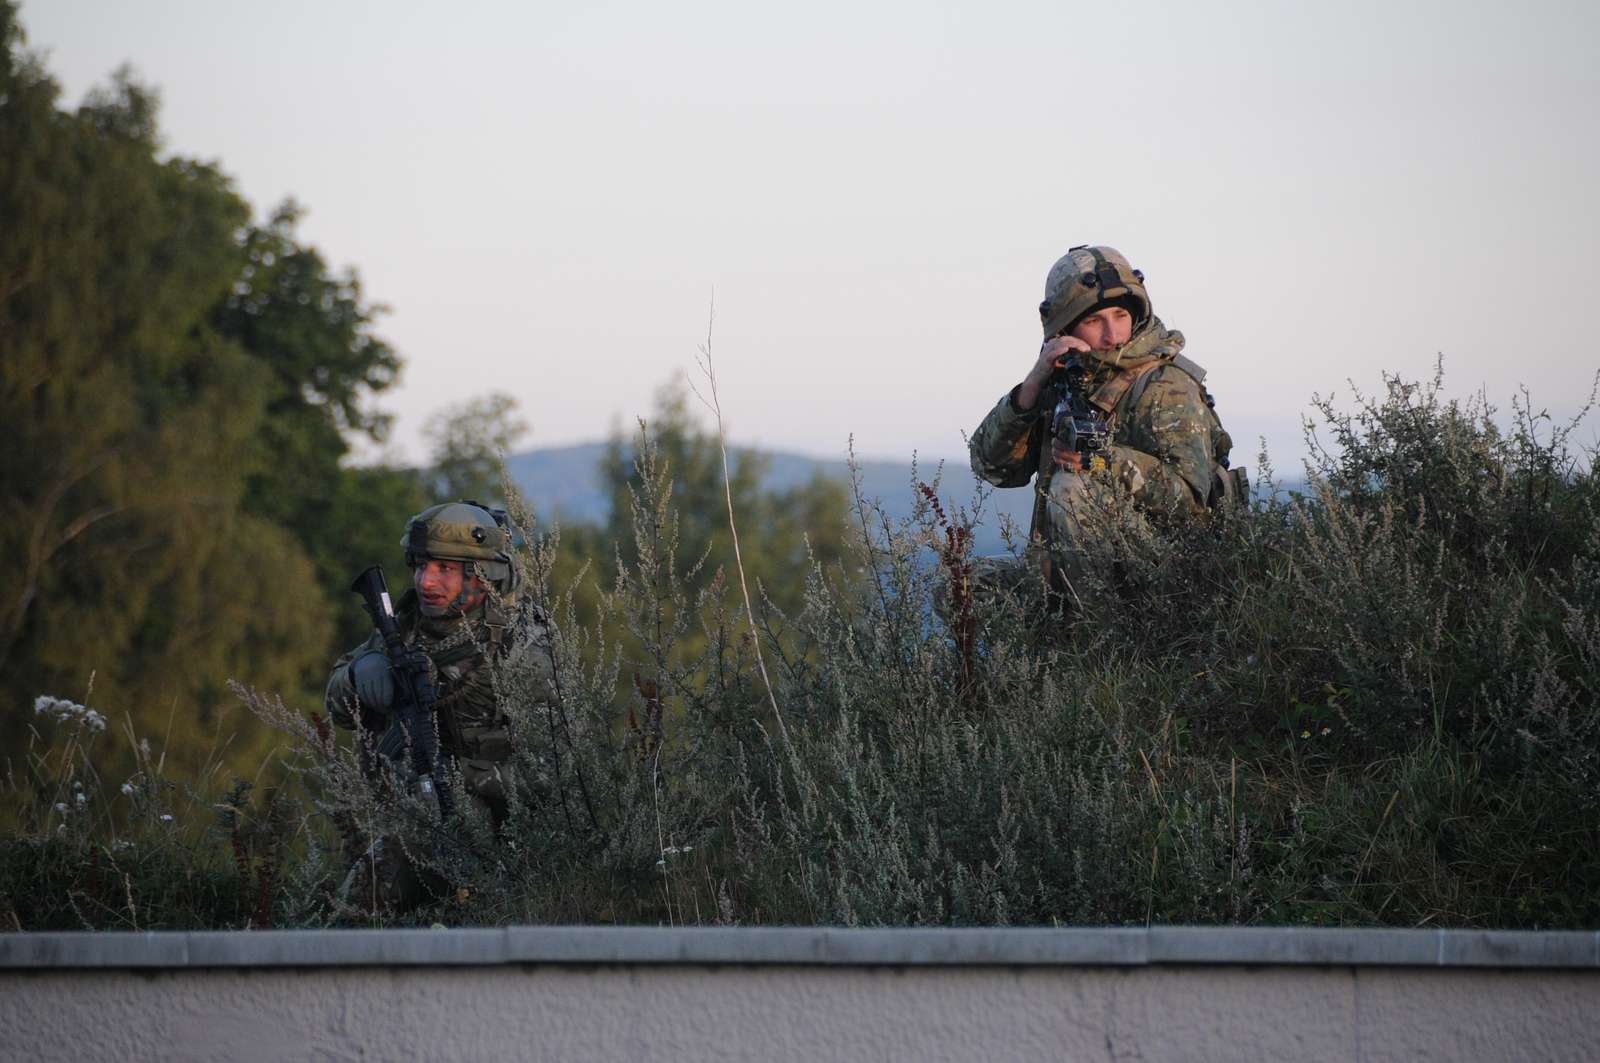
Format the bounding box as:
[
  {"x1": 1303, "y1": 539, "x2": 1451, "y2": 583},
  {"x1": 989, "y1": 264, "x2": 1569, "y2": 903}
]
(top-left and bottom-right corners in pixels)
[
  {"x1": 346, "y1": 646, "x2": 434, "y2": 726},
  {"x1": 348, "y1": 651, "x2": 396, "y2": 712}
]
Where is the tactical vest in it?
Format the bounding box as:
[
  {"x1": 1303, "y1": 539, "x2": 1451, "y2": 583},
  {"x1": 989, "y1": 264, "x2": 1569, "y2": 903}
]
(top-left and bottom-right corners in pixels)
[
  {"x1": 391, "y1": 588, "x2": 521, "y2": 759},
  {"x1": 1089, "y1": 354, "x2": 1248, "y2": 507}
]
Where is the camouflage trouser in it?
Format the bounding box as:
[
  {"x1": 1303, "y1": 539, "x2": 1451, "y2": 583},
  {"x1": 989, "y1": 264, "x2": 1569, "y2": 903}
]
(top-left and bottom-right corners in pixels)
[
  {"x1": 338, "y1": 730, "x2": 512, "y2": 914},
  {"x1": 364, "y1": 720, "x2": 512, "y2": 821},
  {"x1": 335, "y1": 768, "x2": 505, "y2": 916},
  {"x1": 932, "y1": 552, "x2": 1064, "y2": 639},
  {"x1": 968, "y1": 553, "x2": 1043, "y2": 601},
  {"x1": 338, "y1": 835, "x2": 440, "y2": 914},
  {"x1": 1041, "y1": 462, "x2": 1157, "y2": 599}
]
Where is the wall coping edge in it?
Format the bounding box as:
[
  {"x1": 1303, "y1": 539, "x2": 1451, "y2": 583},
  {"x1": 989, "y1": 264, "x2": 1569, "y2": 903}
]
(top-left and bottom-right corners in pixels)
[{"x1": 3, "y1": 926, "x2": 1597, "y2": 970}]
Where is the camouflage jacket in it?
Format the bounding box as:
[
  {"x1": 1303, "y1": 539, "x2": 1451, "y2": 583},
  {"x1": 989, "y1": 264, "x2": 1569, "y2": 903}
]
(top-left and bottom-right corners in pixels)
[
  {"x1": 324, "y1": 587, "x2": 558, "y2": 769},
  {"x1": 969, "y1": 318, "x2": 1228, "y2": 543}
]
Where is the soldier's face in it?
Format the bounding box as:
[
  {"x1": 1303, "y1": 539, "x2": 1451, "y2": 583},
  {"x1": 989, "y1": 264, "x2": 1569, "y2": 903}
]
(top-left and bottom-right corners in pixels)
[
  {"x1": 414, "y1": 558, "x2": 488, "y2": 617},
  {"x1": 1068, "y1": 305, "x2": 1134, "y2": 350}
]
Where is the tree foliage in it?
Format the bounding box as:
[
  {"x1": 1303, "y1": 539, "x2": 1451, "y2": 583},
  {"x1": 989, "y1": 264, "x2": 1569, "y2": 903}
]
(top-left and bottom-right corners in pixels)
[
  {"x1": 586, "y1": 379, "x2": 852, "y2": 609},
  {"x1": 545, "y1": 379, "x2": 857, "y2": 704},
  {"x1": 209, "y1": 201, "x2": 424, "y2": 649},
  {"x1": 0, "y1": 5, "x2": 403, "y2": 779},
  {"x1": 424, "y1": 391, "x2": 529, "y2": 504}
]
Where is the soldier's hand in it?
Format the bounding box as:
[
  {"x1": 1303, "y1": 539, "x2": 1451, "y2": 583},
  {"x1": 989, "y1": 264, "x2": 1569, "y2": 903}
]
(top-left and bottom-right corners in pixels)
[
  {"x1": 349, "y1": 651, "x2": 396, "y2": 711},
  {"x1": 397, "y1": 646, "x2": 435, "y2": 683},
  {"x1": 1051, "y1": 439, "x2": 1084, "y2": 472},
  {"x1": 1018, "y1": 335, "x2": 1091, "y2": 410}
]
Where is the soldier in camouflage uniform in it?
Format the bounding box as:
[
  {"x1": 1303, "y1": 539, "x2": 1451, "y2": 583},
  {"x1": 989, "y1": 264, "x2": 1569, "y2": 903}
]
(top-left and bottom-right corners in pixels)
[
  {"x1": 325, "y1": 500, "x2": 558, "y2": 909},
  {"x1": 969, "y1": 245, "x2": 1240, "y2": 596}
]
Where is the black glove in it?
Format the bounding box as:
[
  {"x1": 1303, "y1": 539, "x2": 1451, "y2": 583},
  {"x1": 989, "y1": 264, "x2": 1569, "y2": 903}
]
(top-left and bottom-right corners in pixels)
[
  {"x1": 349, "y1": 651, "x2": 396, "y2": 711},
  {"x1": 396, "y1": 645, "x2": 435, "y2": 683}
]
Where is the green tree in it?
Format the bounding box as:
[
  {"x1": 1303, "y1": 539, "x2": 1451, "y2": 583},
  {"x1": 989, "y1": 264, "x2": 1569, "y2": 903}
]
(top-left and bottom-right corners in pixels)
[
  {"x1": 0, "y1": 7, "x2": 330, "y2": 779},
  {"x1": 208, "y1": 201, "x2": 423, "y2": 652},
  {"x1": 544, "y1": 378, "x2": 857, "y2": 716},
  {"x1": 424, "y1": 392, "x2": 529, "y2": 503},
  {"x1": 595, "y1": 379, "x2": 853, "y2": 612}
]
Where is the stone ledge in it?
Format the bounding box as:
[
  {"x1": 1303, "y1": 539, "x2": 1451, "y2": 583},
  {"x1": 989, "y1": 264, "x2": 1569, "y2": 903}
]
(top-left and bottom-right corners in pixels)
[{"x1": 3, "y1": 926, "x2": 1597, "y2": 970}]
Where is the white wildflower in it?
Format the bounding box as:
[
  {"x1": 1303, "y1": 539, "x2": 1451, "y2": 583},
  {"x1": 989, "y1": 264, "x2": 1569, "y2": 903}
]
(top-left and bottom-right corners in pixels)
[
  {"x1": 75, "y1": 792, "x2": 87, "y2": 806},
  {"x1": 54, "y1": 802, "x2": 68, "y2": 814},
  {"x1": 159, "y1": 813, "x2": 173, "y2": 823},
  {"x1": 657, "y1": 844, "x2": 695, "y2": 869},
  {"x1": 35, "y1": 695, "x2": 79, "y2": 720},
  {"x1": 32, "y1": 695, "x2": 107, "y2": 731},
  {"x1": 121, "y1": 782, "x2": 136, "y2": 796}
]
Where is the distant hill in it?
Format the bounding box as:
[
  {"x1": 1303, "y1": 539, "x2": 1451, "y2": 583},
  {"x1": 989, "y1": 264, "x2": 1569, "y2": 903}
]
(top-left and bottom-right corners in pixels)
[
  {"x1": 506, "y1": 442, "x2": 1294, "y2": 558},
  {"x1": 503, "y1": 442, "x2": 617, "y2": 527},
  {"x1": 504, "y1": 441, "x2": 1036, "y2": 557}
]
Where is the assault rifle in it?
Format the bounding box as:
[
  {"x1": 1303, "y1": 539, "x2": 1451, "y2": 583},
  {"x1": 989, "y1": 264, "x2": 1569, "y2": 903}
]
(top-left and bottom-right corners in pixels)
[
  {"x1": 349, "y1": 565, "x2": 455, "y2": 821},
  {"x1": 1050, "y1": 356, "x2": 1111, "y2": 471}
]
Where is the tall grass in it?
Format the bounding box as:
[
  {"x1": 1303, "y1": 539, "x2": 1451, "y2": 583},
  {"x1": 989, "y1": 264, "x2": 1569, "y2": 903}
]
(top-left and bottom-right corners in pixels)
[
  {"x1": 4, "y1": 365, "x2": 1596, "y2": 929},
  {"x1": 1, "y1": 689, "x2": 301, "y2": 929}
]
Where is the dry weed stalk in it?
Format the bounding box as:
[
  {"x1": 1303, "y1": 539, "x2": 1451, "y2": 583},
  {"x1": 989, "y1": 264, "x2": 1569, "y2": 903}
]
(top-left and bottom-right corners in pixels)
[
  {"x1": 689, "y1": 303, "x2": 789, "y2": 743},
  {"x1": 919, "y1": 482, "x2": 977, "y2": 708}
]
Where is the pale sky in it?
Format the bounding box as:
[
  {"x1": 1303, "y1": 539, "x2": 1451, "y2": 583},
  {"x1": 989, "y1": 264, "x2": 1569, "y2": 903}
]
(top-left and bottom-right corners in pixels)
[{"x1": 20, "y1": 0, "x2": 1600, "y2": 473}]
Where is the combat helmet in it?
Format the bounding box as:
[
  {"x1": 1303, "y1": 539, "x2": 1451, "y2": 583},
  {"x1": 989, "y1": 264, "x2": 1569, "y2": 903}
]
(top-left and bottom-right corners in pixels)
[
  {"x1": 1039, "y1": 245, "x2": 1151, "y2": 340},
  {"x1": 401, "y1": 500, "x2": 518, "y2": 594}
]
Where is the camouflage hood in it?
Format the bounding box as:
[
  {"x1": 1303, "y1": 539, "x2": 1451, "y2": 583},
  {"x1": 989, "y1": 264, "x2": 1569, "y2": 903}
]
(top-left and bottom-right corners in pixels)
[{"x1": 1081, "y1": 316, "x2": 1185, "y2": 373}]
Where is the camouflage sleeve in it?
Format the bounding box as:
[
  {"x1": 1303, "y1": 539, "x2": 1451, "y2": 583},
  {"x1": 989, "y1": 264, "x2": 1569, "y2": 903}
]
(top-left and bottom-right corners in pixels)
[
  {"x1": 969, "y1": 386, "x2": 1046, "y2": 488},
  {"x1": 324, "y1": 631, "x2": 385, "y2": 730},
  {"x1": 1112, "y1": 365, "x2": 1214, "y2": 509}
]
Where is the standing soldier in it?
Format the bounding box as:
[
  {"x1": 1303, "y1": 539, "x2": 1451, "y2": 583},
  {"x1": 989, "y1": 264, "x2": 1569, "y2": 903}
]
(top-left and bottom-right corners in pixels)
[
  {"x1": 325, "y1": 499, "x2": 556, "y2": 909},
  {"x1": 969, "y1": 245, "x2": 1243, "y2": 596}
]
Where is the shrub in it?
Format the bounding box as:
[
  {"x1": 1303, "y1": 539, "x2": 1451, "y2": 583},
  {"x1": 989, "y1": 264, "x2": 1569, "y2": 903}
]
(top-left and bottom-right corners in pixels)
[{"x1": 7, "y1": 366, "x2": 1596, "y2": 929}]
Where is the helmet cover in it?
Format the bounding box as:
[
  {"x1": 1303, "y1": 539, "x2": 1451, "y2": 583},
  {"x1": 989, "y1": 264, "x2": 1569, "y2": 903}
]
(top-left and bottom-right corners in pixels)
[
  {"x1": 401, "y1": 501, "x2": 513, "y2": 585},
  {"x1": 1039, "y1": 245, "x2": 1151, "y2": 339}
]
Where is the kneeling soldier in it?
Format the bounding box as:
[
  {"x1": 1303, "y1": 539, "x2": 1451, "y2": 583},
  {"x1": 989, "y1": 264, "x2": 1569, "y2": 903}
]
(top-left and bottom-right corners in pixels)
[
  {"x1": 325, "y1": 500, "x2": 555, "y2": 909},
  {"x1": 970, "y1": 245, "x2": 1244, "y2": 597}
]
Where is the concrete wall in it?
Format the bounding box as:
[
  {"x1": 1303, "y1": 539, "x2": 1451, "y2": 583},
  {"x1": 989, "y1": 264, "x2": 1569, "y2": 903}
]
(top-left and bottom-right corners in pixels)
[{"x1": 4, "y1": 927, "x2": 1598, "y2": 1062}]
